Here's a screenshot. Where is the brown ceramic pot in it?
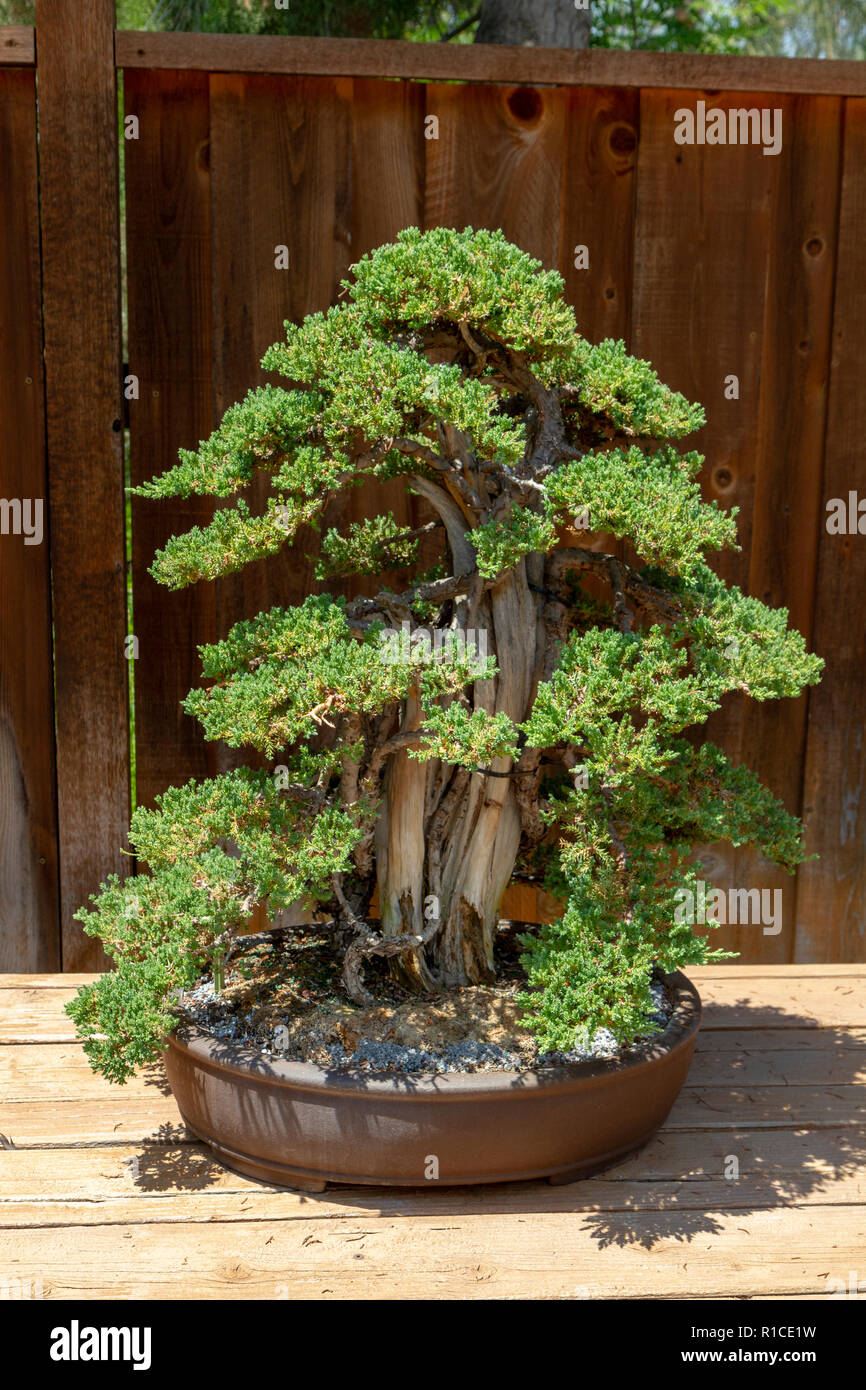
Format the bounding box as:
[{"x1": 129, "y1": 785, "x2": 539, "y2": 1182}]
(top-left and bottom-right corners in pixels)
[{"x1": 163, "y1": 971, "x2": 700, "y2": 1191}]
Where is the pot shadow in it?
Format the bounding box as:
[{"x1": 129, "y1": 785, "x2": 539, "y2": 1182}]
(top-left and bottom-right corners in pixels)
[
  {"x1": 128, "y1": 1000, "x2": 866, "y2": 1249},
  {"x1": 141, "y1": 1061, "x2": 174, "y2": 1097},
  {"x1": 130, "y1": 1122, "x2": 221, "y2": 1192}
]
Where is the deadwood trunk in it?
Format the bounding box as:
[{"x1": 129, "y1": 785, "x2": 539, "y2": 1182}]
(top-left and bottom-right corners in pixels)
[{"x1": 376, "y1": 478, "x2": 544, "y2": 987}]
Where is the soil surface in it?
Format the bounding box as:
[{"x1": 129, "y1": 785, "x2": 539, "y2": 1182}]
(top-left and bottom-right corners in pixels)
[{"x1": 175, "y1": 921, "x2": 673, "y2": 1073}]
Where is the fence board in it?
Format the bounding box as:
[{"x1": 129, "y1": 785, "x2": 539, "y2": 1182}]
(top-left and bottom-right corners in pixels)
[
  {"x1": 207, "y1": 74, "x2": 352, "y2": 784},
  {"x1": 350, "y1": 78, "x2": 424, "y2": 258},
  {"x1": 795, "y1": 98, "x2": 866, "y2": 961},
  {"x1": 344, "y1": 78, "x2": 436, "y2": 587},
  {"x1": 34, "y1": 0, "x2": 129, "y2": 969},
  {"x1": 424, "y1": 81, "x2": 566, "y2": 271},
  {"x1": 115, "y1": 34, "x2": 866, "y2": 99},
  {"x1": 558, "y1": 86, "x2": 639, "y2": 346},
  {"x1": 0, "y1": 27, "x2": 33, "y2": 65},
  {"x1": 125, "y1": 70, "x2": 216, "y2": 811},
  {"x1": 735, "y1": 94, "x2": 842, "y2": 962},
  {"x1": 0, "y1": 71, "x2": 59, "y2": 971},
  {"x1": 630, "y1": 89, "x2": 782, "y2": 957}
]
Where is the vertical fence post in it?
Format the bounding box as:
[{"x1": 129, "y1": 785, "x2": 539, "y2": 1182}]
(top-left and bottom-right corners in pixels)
[{"x1": 35, "y1": 0, "x2": 129, "y2": 969}]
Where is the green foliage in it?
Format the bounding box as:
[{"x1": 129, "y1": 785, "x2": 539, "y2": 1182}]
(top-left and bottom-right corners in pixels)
[
  {"x1": 545, "y1": 446, "x2": 735, "y2": 576},
  {"x1": 184, "y1": 593, "x2": 490, "y2": 754},
  {"x1": 70, "y1": 224, "x2": 823, "y2": 1077},
  {"x1": 347, "y1": 226, "x2": 578, "y2": 372},
  {"x1": 469, "y1": 508, "x2": 557, "y2": 580},
  {"x1": 132, "y1": 386, "x2": 324, "y2": 501},
  {"x1": 67, "y1": 955, "x2": 200, "y2": 1086},
  {"x1": 678, "y1": 562, "x2": 823, "y2": 701},
  {"x1": 589, "y1": 0, "x2": 789, "y2": 52},
  {"x1": 143, "y1": 0, "x2": 468, "y2": 40},
  {"x1": 517, "y1": 736, "x2": 801, "y2": 1048},
  {"x1": 517, "y1": 906, "x2": 664, "y2": 1051},
  {"x1": 129, "y1": 767, "x2": 362, "y2": 903},
  {"x1": 752, "y1": 0, "x2": 866, "y2": 58},
  {"x1": 262, "y1": 300, "x2": 526, "y2": 462},
  {"x1": 67, "y1": 768, "x2": 365, "y2": 1080},
  {"x1": 412, "y1": 701, "x2": 519, "y2": 766},
  {"x1": 316, "y1": 512, "x2": 423, "y2": 579},
  {"x1": 560, "y1": 339, "x2": 706, "y2": 439}
]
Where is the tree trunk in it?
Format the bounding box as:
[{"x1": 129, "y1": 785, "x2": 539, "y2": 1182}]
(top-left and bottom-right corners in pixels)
[
  {"x1": 474, "y1": 0, "x2": 591, "y2": 47},
  {"x1": 375, "y1": 479, "x2": 544, "y2": 988}
]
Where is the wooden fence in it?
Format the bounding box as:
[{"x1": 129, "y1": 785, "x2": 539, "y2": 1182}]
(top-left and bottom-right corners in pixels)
[{"x1": 1, "y1": 0, "x2": 865, "y2": 970}]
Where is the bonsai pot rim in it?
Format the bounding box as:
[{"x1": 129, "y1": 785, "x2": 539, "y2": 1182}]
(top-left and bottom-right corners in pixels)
[
  {"x1": 168, "y1": 969, "x2": 700, "y2": 1095},
  {"x1": 163, "y1": 970, "x2": 701, "y2": 1189}
]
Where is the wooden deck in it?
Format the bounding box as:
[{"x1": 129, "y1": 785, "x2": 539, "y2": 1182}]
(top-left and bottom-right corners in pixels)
[{"x1": 1, "y1": 966, "x2": 864, "y2": 1301}]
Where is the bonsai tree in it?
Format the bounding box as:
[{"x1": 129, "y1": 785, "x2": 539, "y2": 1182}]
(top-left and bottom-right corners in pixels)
[{"x1": 68, "y1": 227, "x2": 822, "y2": 1082}]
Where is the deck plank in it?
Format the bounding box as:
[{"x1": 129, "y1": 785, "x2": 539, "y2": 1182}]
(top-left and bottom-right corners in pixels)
[
  {"x1": 2, "y1": 1124, "x2": 859, "y2": 1193},
  {"x1": 1, "y1": 1204, "x2": 862, "y2": 1299},
  {"x1": 1, "y1": 1127, "x2": 864, "y2": 1229}
]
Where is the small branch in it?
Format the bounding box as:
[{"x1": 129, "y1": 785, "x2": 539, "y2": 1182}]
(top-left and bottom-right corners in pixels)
[
  {"x1": 392, "y1": 437, "x2": 449, "y2": 470},
  {"x1": 385, "y1": 519, "x2": 443, "y2": 547},
  {"x1": 276, "y1": 783, "x2": 327, "y2": 808},
  {"x1": 439, "y1": 8, "x2": 481, "y2": 40},
  {"x1": 224, "y1": 921, "x2": 328, "y2": 967},
  {"x1": 458, "y1": 318, "x2": 487, "y2": 357},
  {"x1": 305, "y1": 693, "x2": 344, "y2": 728},
  {"x1": 548, "y1": 548, "x2": 683, "y2": 625},
  {"x1": 607, "y1": 556, "x2": 634, "y2": 634},
  {"x1": 362, "y1": 729, "x2": 424, "y2": 791},
  {"x1": 506, "y1": 474, "x2": 548, "y2": 497},
  {"x1": 345, "y1": 568, "x2": 501, "y2": 631},
  {"x1": 462, "y1": 756, "x2": 571, "y2": 780}
]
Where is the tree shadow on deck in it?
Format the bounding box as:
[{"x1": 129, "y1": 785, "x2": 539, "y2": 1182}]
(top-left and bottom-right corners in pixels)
[
  {"x1": 130, "y1": 1121, "x2": 219, "y2": 1192},
  {"x1": 569, "y1": 999, "x2": 866, "y2": 1251}
]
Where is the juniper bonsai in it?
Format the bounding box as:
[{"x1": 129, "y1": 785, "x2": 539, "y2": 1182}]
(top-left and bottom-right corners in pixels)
[{"x1": 68, "y1": 226, "x2": 822, "y2": 1082}]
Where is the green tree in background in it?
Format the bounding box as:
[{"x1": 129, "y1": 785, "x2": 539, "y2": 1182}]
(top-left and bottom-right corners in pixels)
[
  {"x1": 145, "y1": 0, "x2": 476, "y2": 40},
  {"x1": 123, "y1": 0, "x2": 795, "y2": 52},
  {"x1": 2, "y1": 0, "x2": 860, "y2": 58},
  {"x1": 752, "y1": 0, "x2": 866, "y2": 57},
  {"x1": 590, "y1": 0, "x2": 790, "y2": 52}
]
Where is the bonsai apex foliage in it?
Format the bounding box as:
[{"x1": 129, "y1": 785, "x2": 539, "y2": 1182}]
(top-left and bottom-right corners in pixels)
[{"x1": 68, "y1": 228, "x2": 822, "y2": 1082}]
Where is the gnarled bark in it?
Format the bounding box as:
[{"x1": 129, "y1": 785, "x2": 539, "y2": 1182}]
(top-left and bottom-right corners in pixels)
[
  {"x1": 375, "y1": 477, "x2": 543, "y2": 988},
  {"x1": 475, "y1": 0, "x2": 591, "y2": 48}
]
